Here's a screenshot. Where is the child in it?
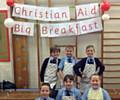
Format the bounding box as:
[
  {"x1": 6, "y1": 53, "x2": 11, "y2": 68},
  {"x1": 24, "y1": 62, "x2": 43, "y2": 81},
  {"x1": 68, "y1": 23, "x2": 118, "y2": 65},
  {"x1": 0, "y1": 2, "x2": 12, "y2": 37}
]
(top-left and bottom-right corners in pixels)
[
  {"x1": 58, "y1": 46, "x2": 76, "y2": 82},
  {"x1": 40, "y1": 47, "x2": 61, "y2": 99},
  {"x1": 40, "y1": 47, "x2": 61, "y2": 89},
  {"x1": 82, "y1": 74, "x2": 111, "y2": 100},
  {"x1": 56, "y1": 74, "x2": 81, "y2": 100},
  {"x1": 73, "y1": 45, "x2": 105, "y2": 93},
  {"x1": 35, "y1": 83, "x2": 55, "y2": 100}
]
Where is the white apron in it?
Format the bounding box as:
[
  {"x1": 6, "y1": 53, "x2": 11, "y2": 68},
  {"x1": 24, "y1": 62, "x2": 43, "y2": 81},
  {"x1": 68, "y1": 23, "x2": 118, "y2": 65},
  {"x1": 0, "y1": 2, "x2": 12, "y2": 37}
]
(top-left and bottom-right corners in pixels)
[
  {"x1": 80, "y1": 60, "x2": 96, "y2": 92},
  {"x1": 63, "y1": 61, "x2": 74, "y2": 76},
  {"x1": 44, "y1": 59, "x2": 58, "y2": 89},
  {"x1": 62, "y1": 90, "x2": 75, "y2": 100},
  {"x1": 60, "y1": 60, "x2": 74, "y2": 88},
  {"x1": 62, "y1": 96, "x2": 75, "y2": 100}
]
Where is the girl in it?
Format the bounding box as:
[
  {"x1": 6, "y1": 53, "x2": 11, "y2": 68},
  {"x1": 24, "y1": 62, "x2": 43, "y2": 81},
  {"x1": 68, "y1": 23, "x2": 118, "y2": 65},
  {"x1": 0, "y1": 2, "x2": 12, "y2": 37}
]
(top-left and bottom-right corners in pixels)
[
  {"x1": 35, "y1": 83, "x2": 54, "y2": 100},
  {"x1": 82, "y1": 74, "x2": 111, "y2": 100},
  {"x1": 56, "y1": 74, "x2": 81, "y2": 100}
]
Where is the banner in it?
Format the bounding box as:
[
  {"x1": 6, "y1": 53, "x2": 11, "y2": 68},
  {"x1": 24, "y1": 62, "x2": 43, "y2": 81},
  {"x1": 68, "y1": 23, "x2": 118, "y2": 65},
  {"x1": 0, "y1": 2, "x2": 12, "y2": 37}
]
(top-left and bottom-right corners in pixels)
[
  {"x1": 76, "y1": 3, "x2": 99, "y2": 20},
  {"x1": 79, "y1": 17, "x2": 102, "y2": 34},
  {"x1": 12, "y1": 3, "x2": 70, "y2": 21},
  {"x1": 40, "y1": 21, "x2": 80, "y2": 37},
  {"x1": 40, "y1": 17, "x2": 102, "y2": 37},
  {"x1": 11, "y1": 3, "x2": 103, "y2": 37},
  {"x1": 13, "y1": 21, "x2": 34, "y2": 36}
]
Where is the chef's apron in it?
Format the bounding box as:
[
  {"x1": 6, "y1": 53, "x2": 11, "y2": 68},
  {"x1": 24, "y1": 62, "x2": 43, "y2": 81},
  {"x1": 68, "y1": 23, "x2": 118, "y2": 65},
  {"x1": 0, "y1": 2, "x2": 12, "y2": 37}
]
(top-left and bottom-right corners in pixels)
[
  {"x1": 44, "y1": 59, "x2": 58, "y2": 89},
  {"x1": 80, "y1": 60, "x2": 96, "y2": 93},
  {"x1": 62, "y1": 91, "x2": 75, "y2": 100},
  {"x1": 62, "y1": 96, "x2": 75, "y2": 100},
  {"x1": 63, "y1": 61, "x2": 74, "y2": 76}
]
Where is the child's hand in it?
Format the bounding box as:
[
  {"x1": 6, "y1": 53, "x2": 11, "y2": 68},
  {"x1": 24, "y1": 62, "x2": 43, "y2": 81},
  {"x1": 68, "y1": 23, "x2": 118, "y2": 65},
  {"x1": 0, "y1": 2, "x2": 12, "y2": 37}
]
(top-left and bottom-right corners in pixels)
[{"x1": 82, "y1": 73, "x2": 87, "y2": 78}]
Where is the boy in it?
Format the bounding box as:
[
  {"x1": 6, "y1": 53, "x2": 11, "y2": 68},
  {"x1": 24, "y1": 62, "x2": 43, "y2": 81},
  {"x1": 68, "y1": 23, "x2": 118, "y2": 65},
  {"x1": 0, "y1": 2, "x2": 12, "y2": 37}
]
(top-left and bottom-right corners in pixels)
[
  {"x1": 73, "y1": 45, "x2": 105, "y2": 93},
  {"x1": 56, "y1": 74, "x2": 81, "y2": 100},
  {"x1": 82, "y1": 74, "x2": 111, "y2": 100},
  {"x1": 58, "y1": 46, "x2": 76, "y2": 82},
  {"x1": 35, "y1": 83, "x2": 54, "y2": 100},
  {"x1": 40, "y1": 47, "x2": 61, "y2": 90}
]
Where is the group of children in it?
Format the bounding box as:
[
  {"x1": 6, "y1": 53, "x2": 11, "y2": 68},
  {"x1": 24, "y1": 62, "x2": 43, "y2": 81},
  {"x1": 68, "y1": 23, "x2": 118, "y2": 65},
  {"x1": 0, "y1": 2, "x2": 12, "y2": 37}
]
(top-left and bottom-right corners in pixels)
[
  {"x1": 37, "y1": 45, "x2": 111, "y2": 100},
  {"x1": 36, "y1": 74, "x2": 111, "y2": 100}
]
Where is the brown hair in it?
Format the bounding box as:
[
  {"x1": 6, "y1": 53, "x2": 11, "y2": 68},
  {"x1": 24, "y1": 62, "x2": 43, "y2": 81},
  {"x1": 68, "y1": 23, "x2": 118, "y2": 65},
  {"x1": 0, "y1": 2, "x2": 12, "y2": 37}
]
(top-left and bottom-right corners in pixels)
[
  {"x1": 40, "y1": 82, "x2": 51, "y2": 90},
  {"x1": 50, "y1": 47, "x2": 60, "y2": 54},
  {"x1": 86, "y1": 45, "x2": 95, "y2": 51},
  {"x1": 63, "y1": 74, "x2": 74, "y2": 82},
  {"x1": 90, "y1": 73, "x2": 101, "y2": 80}
]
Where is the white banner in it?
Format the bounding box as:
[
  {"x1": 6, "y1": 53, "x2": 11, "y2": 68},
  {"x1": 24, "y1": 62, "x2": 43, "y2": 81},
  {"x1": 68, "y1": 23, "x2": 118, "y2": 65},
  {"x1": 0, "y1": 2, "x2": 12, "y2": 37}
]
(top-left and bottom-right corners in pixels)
[
  {"x1": 76, "y1": 3, "x2": 99, "y2": 20},
  {"x1": 0, "y1": 0, "x2": 8, "y2": 10},
  {"x1": 12, "y1": 3, "x2": 70, "y2": 21},
  {"x1": 40, "y1": 17, "x2": 102, "y2": 37},
  {"x1": 13, "y1": 21, "x2": 34, "y2": 36},
  {"x1": 79, "y1": 17, "x2": 102, "y2": 34},
  {"x1": 40, "y1": 22, "x2": 80, "y2": 37}
]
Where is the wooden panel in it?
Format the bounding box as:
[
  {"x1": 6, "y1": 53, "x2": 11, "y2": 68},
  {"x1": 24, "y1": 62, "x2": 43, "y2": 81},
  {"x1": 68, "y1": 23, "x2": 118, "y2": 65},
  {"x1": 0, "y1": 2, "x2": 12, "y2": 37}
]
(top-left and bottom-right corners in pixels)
[
  {"x1": 104, "y1": 46, "x2": 120, "y2": 51},
  {"x1": 104, "y1": 53, "x2": 120, "y2": 58},
  {"x1": 14, "y1": 0, "x2": 25, "y2": 3},
  {"x1": 103, "y1": 59, "x2": 120, "y2": 65},
  {"x1": 104, "y1": 40, "x2": 120, "y2": 45},
  {"x1": 109, "y1": 5, "x2": 120, "y2": 18},
  {"x1": 104, "y1": 84, "x2": 120, "y2": 89},
  {"x1": 103, "y1": 78, "x2": 120, "y2": 83},
  {"x1": 104, "y1": 72, "x2": 120, "y2": 77},
  {"x1": 12, "y1": 35, "x2": 29, "y2": 88},
  {"x1": 76, "y1": 0, "x2": 100, "y2": 4},
  {"x1": 104, "y1": 33, "x2": 120, "y2": 38},
  {"x1": 109, "y1": 0, "x2": 120, "y2": 3},
  {"x1": 0, "y1": 91, "x2": 39, "y2": 100},
  {"x1": 104, "y1": 20, "x2": 120, "y2": 32},
  {"x1": 105, "y1": 65, "x2": 120, "y2": 71}
]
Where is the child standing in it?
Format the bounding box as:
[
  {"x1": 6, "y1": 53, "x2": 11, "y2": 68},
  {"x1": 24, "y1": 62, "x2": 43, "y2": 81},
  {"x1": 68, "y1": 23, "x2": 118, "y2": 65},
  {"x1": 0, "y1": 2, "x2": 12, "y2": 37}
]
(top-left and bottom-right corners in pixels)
[
  {"x1": 40, "y1": 47, "x2": 61, "y2": 89},
  {"x1": 56, "y1": 74, "x2": 81, "y2": 100},
  {"x1": 35, "y1": 83, "x2": 55, "y2": 100},
  {"x1": 40, "y1": 47, "x2": 61, "y2": 99},
  {"x1": 82, "y1": 74, "x2": 111, "y2": 100},
  {"x1": 73, "y1": 45, "x2": 105, "y2": 93},
  {"x1": 58, "y1": 46, "x2": 76, "y2": 82}
]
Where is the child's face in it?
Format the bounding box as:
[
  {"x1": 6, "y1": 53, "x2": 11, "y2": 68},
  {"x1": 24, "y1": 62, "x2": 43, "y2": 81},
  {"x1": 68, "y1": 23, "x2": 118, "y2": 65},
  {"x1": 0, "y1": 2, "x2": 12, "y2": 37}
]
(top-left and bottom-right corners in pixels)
[
  {"x1": 90, "y1": 75, "x2": 101, "y2": 89},
  {"x1": 86, "y1": 47, "x2": 95, "y2": 57},
  {"x1": 64, "y1": 79, "x2": 74, "y2": 89},
  {"x1": 51, "y1": 51, "x2": 60, "y2": 58},
  {"x1": 40, "y1": 85, "x2": 50, "y2": 97},
  {"x1": 65, "y1": 48, "x2": 74, "y2": 57}
]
